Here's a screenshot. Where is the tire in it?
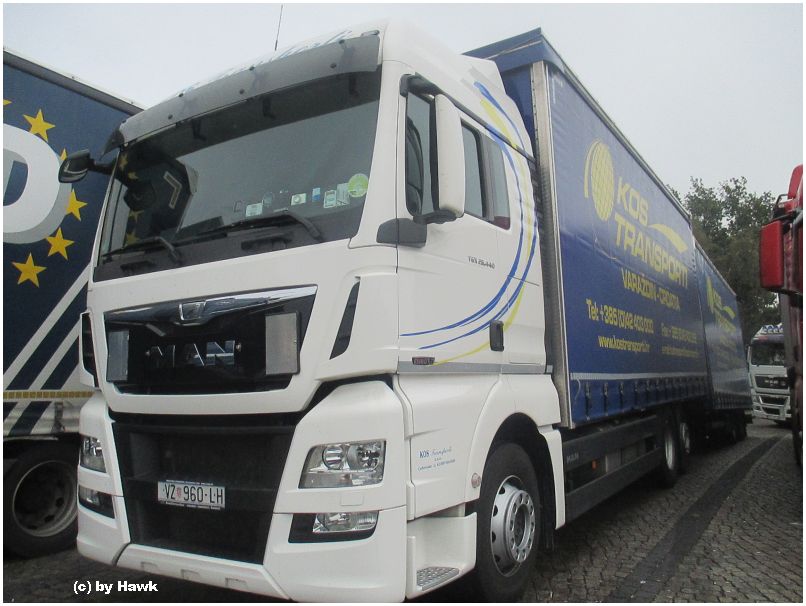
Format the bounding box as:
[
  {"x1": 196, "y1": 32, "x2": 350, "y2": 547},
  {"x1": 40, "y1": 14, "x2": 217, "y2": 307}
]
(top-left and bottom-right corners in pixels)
[
  {"x1": 657, "y1": 414, "x2": 679, "y2": 488},
  {"x1": 726, "y1": 417, "x2": 740, "y2": 445},
  {"x1": 3, "y1": 441, "x2": 78, "y2": 557},
  {"x1": 737, "y1": 416, "x2": 747, "y2": 441},
  {"x1": 470, "y1": 443, "x2": 540, "y2": 602},
  {"x1": 677, "y1": 412, "x2": 692, "y2": 474}
]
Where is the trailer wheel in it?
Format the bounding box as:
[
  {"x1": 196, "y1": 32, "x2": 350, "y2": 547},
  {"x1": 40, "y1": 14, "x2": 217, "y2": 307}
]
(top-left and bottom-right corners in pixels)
[
  {"x1": 657, "y1": 416, "x2": 679, "y2": 488},
  {"x1": 471, "y1": 443, "x2": 540, "y2": 602},
  {"x1": 3, "y1": 441, "x2": 78, "y2": 557},
  {"x1": 726, "y1": 417, "x2": 740, "y2": 444},
  {"x1": 737, "y1": 415, "x2": 747, "y2": 441},
  {"x1": 677, "y1": 413, "x2": 692, "y2": 474}
]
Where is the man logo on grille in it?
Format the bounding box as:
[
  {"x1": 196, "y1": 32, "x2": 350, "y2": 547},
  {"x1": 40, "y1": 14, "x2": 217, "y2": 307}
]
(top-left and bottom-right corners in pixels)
[
  {"x1": 179, "y1": 301, "x2": 204, "y2": 322},
  {"x1": 584, "y1": 139, "x2": 615, "y2": 222}
]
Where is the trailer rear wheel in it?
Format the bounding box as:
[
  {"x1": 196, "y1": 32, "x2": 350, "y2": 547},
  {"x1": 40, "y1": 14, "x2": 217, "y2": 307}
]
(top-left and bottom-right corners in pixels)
[
  {"x1": 3, "y1": 442, "x2": 78, "y2": 557},
  {"x1": 470, "y1": 443, "x2": 540, "y2": 602},
  {"x1": 677, "y1": 414, "x2": 692, "y2": 474},
  {"x1": 657, "y1": 416, "x2": 679, "y2": 488},
  {"x1": 737, "y1": 415, "x2": 747, "y2": 441},
  {"x1": 726, "y1": 416, "x2": 741, "y2": 444}
]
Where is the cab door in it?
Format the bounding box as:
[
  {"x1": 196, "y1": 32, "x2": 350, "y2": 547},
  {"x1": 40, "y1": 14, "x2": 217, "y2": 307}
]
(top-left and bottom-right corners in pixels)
[{"x1": 396, "y1": 92, "x2": 510, "y2": 370}]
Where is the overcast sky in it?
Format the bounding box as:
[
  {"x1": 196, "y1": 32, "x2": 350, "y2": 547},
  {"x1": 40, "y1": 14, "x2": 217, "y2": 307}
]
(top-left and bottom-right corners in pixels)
[{"x1": 3, "y1": 2, "x2": 802, "y2": 197}]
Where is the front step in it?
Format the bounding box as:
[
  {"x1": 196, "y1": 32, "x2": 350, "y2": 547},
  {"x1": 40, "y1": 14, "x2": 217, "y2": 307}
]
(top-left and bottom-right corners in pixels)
[
  {"x1": 405, "y1": 513, "x2": 476, "y2": 598},
  {"x1": 416, "y1": 567, "x2": 459, "y2": 591}
]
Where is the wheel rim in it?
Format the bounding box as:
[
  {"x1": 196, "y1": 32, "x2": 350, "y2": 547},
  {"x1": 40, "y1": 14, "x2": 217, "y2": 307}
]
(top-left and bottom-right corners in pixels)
[
  {"x1": 679, "y1": 421, "x2": 691, "y2": 456},
  {"x1": 12, "y1": 459, "x2": 77, "y2": 538},
  {"x1": 489, "y1": 475, "x2": 536, "y2": 576},
  {"x1": 664, "y1": 426, "x2": 676, "y2": 469}
]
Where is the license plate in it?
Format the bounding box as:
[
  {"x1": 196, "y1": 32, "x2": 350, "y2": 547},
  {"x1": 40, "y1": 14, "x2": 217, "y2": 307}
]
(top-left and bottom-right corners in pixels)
[{"x1": 157, "y1": 480, "x2": 225, "y2": 510}]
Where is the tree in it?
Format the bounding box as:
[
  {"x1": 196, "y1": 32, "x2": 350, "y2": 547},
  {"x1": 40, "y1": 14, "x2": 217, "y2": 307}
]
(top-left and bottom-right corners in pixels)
[{"x1": 683, "y1": 177, "x2": 780, "y2": 345}]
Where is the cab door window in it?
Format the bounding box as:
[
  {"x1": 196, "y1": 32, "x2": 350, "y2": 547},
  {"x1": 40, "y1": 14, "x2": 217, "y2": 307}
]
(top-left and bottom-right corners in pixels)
[
  {"x1": 405, "y1": 92, "x2": 511, "y2": 229},
  {"x1": 463, "y1": 122, "x2": 511, "y2": 229}
]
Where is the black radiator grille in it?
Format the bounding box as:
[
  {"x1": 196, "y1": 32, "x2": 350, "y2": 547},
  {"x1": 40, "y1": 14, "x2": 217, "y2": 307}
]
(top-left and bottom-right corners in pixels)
[
  {"x1": 105, "y1": 288, "x2": 315, "y2": 395},
  {"x1": 113, "y1": 413, "x2": 297, "y2": 563}
]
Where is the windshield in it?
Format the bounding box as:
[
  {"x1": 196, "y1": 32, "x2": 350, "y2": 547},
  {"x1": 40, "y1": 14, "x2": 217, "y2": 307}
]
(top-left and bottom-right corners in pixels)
[
  {"x1": 750, "y1": 341, "x2": 785, "y2": 366},
  {"x1": 97, "y1": 70, "x2": 381, "y2": 277}
]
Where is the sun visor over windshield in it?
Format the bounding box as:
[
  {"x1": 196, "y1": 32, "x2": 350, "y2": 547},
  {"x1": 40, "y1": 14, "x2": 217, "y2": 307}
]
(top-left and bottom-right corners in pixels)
[{"x1": 111, "y1": 33, "x2": 381, "y2": 150}]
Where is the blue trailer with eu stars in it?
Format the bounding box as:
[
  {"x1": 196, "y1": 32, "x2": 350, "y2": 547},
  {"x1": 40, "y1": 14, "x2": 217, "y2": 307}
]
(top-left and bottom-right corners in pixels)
[{"x1": 3, "y1": 49, "x2": 139, "y2": 556}]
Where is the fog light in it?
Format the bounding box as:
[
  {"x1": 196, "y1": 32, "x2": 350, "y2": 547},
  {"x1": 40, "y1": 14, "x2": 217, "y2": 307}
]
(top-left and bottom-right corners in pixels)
[
  {"x1": 313, "y1": 511, "x2": 378, "y2": 534},
  {"x1": 78, "y1": 486, "x2": 114, "y2": 518},
  {"x1": 289, "y1": 511, "x2": 378, "y2": 543}
]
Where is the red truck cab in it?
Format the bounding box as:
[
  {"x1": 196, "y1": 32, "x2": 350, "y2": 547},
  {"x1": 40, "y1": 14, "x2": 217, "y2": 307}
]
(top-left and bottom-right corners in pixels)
[{"x1": 759, "y1": 164, "x2": 803, "y2": 465}]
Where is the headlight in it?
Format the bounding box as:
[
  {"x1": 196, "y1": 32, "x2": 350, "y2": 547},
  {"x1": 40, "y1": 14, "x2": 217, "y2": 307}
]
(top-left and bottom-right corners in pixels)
[
  {"x1": 80, "y1": 435, "x2": 106, "y2": 472},
  {"x1": 300, "y1": 440, "x2": 385, "y2": 488}
]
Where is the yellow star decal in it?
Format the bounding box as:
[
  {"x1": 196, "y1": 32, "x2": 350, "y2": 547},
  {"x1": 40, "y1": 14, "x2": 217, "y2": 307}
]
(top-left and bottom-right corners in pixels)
[
  {"x1": 12, "y1": 254, "x2": 46, "y2": 287},
  {"x1": 125, "y1": 230, "x2": 139, "y2": 246},
  {"x1": 45, "y1": 228, "x2": 75, "y2": 259},
  {"x1": 65, "y1": 190, "x2": 87, "y2": 220},
  {"x1": 60, "y1": 149, "x2": 68, "y2": 162},
  {"x1": 23, "y1": 109, "x2": 55, "y2": 142},
  {"x1": 4, "y1": 99, "x2": 11, "y2": 106},
  {"x1": 128, "y1": 209, "x2": 143, "y2": 222},
  {"x1": 118, "y1": 153, "x2": 128, "y2": 170}
]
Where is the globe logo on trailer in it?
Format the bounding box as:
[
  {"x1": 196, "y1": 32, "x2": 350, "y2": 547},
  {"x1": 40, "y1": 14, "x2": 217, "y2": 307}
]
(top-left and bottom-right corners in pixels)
[{"x1": 584, "y1": 139, "x2": 615, "y2": 221}]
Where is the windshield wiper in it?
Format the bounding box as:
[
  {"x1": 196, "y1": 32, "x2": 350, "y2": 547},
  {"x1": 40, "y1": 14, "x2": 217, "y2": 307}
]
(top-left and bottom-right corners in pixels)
[
  {"x1": 103, "y1": 235, "x2": 183, "y2": 265},
  {"x1": 194, "y1": 209, "x2": 323, "y2": 241}
]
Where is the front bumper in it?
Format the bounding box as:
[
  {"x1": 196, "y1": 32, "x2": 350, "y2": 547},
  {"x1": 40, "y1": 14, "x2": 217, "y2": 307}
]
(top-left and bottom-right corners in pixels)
[
  {"x1": 751, "y1": 390, "x2": 791, "y2": 421},
  {"x1": 79, "y1": 506, "x2": 407, "y2": 601},
  {"x1": 77, "y1": 380, "x2": 408, "y2": 601}
]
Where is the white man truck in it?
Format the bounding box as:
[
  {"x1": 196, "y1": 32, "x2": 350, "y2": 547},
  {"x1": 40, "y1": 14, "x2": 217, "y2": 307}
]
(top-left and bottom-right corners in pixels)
[
  {"x1": 748, "y1": 325, "x2": 790, "y2": 424},
  {"x1": 3, "y1": 50, "x2": 139, "y2": 556},
  {"x1": 63, "y1": 22, "x2": 750, "y2": 601}
]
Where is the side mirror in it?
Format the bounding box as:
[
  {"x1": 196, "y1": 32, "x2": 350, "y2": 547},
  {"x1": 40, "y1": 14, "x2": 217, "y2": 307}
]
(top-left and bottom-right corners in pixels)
[
  {"x1": 759, "y1": 220, "x2": 784, "y2": 291},
  {"x1": 435, "y1": 94, "x2": 465, "y2": 219},
  {"x1": 58, "y1": 149, "x2": 93, "y2": 183}
]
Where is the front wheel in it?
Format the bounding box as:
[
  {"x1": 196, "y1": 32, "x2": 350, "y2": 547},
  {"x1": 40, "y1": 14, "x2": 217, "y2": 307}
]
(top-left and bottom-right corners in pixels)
[{"x1": 470, "y1": 443, "x2": 540, "y2": 602}]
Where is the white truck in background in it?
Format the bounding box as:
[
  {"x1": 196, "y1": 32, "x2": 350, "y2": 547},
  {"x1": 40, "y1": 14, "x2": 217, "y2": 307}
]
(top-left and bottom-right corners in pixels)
[
  {"x1": 61, "y1": 21, "x2": 751, "y2": 600},
  {"x1": 3, "y1": 50, "x2": 139, "y2": 556},
  {"x1": 748, "y1": 325, "x2": 790, "y2": 424}
]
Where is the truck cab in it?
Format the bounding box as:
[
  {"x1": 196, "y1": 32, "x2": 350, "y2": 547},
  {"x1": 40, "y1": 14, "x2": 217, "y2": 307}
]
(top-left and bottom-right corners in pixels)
[{"x1": 748, "y1": 325, "x2": 790, "y2": 423}]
